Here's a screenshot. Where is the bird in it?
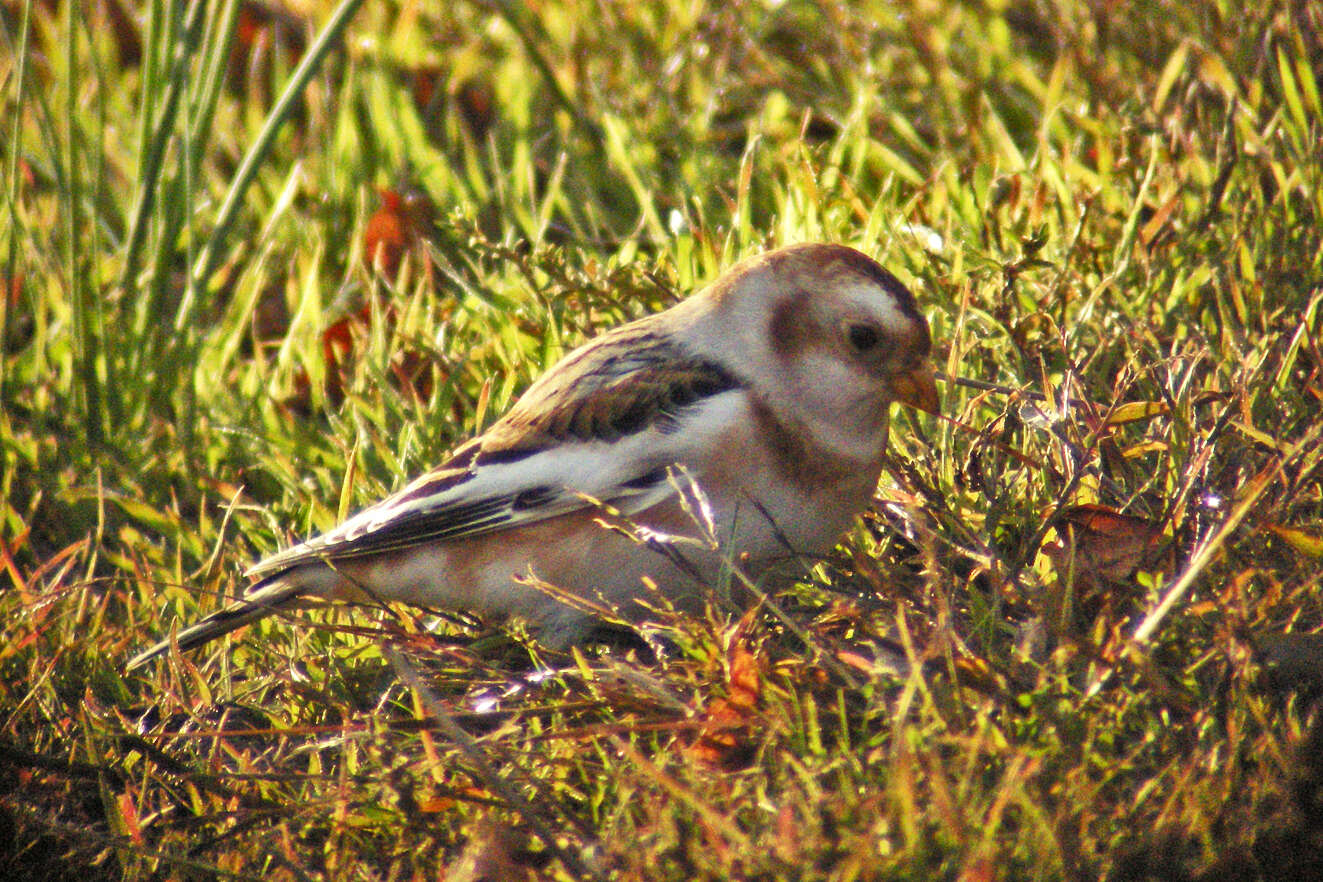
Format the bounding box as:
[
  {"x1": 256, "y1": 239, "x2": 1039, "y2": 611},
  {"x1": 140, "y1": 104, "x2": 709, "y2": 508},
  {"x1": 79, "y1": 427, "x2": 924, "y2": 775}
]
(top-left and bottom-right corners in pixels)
[{"x1": 128, "y1": 243, "x2": 939, "y2": 669}]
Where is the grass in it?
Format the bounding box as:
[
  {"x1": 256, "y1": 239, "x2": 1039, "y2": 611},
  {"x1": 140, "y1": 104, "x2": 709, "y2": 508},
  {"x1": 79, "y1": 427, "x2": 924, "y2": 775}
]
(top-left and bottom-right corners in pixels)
[{"x1": 3, "y1": 0, "x2": 1322, "y2": 878}]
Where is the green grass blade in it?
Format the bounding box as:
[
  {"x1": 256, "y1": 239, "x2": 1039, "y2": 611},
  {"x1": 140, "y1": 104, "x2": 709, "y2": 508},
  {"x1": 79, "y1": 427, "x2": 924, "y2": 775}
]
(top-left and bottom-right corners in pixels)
[{"x1": 191, "y1": 0, "x2": 368, "y2": 293}]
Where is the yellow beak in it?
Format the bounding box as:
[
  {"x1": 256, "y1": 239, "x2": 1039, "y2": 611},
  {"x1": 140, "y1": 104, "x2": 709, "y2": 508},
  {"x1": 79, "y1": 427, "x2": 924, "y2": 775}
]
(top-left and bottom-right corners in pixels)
[{"x1": 887, "y1": 361, "x2": 940, "y2": 413}]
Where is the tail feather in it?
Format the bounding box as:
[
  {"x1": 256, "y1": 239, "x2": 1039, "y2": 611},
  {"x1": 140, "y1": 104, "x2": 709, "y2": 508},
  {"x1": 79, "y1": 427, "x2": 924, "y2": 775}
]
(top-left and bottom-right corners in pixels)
[{"x1": 127, "y1": 578, "x2": 308, "y2": 671}]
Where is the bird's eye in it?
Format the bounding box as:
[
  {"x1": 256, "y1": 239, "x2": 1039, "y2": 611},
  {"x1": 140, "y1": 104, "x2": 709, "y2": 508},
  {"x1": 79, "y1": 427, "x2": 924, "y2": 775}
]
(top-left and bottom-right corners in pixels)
[{"x1": 847, "y1": 323, "x2": 882, "y2": 353}]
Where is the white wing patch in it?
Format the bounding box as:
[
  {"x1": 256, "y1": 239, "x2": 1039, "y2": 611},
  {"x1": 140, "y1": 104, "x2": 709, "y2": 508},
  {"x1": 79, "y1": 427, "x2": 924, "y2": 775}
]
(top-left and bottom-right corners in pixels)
[{"x1": 245, "y1": 393, "x2": 747, "y2": 579}]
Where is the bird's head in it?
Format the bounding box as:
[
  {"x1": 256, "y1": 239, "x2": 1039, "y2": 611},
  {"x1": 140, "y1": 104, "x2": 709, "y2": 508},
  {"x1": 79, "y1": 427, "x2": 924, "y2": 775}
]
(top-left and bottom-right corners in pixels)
[{"x1": 690, "y1": 243, "x2": 939, "y2": 461}]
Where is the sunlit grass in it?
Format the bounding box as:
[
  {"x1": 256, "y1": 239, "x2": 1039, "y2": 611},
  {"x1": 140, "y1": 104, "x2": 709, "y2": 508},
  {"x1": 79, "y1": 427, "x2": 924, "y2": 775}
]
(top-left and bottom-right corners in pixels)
[{"x1": 3, "y1": 0, "x2": 1322, "y2": 879}]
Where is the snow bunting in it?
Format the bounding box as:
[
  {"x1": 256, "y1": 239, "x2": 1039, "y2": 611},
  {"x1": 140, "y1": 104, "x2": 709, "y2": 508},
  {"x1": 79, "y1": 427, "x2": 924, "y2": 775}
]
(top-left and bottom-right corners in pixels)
[{"x1": 129, "y1": 243, "x2": 938, "y2": 668}]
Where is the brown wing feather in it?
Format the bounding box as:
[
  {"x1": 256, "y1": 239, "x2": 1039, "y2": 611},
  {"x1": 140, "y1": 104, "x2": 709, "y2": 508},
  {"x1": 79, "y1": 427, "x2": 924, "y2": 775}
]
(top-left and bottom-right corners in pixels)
[
  {"x1": 244, "y1": 324, "x2": 742, "y2": 578},
  {"x1": 480, "y1": 319, "x2": 741, "y2": 455}
]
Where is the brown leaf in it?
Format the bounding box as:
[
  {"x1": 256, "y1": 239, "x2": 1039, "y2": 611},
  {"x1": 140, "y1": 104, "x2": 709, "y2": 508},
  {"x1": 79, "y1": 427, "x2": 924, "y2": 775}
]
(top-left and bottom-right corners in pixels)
[
  {"x1": 774, "y1": 803, "x2": 801, "y2": 864},
  {"x1": 115, "y1": 788, "x2": 145, "y2": 847},
  {"x1": 725, "y1": 638, "x2": 763, "y2": 710},
  {"x1": 687, "y1": 637, "x2": 766, "y2": 769},
  {"x1": 1045, "y1": 504, "x2": 1168, "y2": 584},
  {"x1": 1042, "y1": 505, "x2": 1172, "y2": 643},
  {"x1": 363, "y1": 187, "x2": 436, "y2": 282},
  {"x1": 229, "y1": 1, "x2": 308, "y2": 97}
]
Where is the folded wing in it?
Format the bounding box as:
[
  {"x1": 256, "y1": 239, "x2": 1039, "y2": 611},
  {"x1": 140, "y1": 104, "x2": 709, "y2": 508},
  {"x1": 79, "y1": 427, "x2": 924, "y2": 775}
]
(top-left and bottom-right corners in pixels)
[{"x1": 247, "y1": 324, "x2": 744, "y2": 580}]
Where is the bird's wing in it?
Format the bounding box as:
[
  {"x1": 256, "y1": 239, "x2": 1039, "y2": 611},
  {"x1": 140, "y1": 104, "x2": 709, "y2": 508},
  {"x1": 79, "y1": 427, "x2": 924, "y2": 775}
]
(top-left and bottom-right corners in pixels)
[{"x1": 246, "y1": 326, "x2": 744, "y2": 580}]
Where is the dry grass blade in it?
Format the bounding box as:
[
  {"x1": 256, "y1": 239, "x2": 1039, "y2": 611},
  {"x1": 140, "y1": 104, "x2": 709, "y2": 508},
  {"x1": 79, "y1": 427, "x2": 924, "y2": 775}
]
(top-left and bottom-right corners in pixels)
[
  {"x1": 383, "y1": 646, "x2": 606, "y2": 881},
  {"x1": 1088, "y1": 422, "x2": 1323, "y2": 697},
  {"x1": 5, "y1": 0, "x2": 1323, "y2": 876}
]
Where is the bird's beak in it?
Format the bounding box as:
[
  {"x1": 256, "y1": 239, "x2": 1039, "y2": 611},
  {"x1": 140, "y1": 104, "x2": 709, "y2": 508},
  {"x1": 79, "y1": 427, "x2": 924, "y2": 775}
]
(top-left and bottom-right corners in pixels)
[{"x1": 888, "y1": 361, "x2": 940, "y2": 413}]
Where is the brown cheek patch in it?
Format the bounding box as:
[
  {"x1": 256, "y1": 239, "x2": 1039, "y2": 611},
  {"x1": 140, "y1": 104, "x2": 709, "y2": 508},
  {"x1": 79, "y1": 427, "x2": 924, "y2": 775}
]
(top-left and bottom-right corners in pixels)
[
  {"x1": 481, "y1": 325, "x2": 743, "y2": 451},
  {"x1": 767, "y1": 290, "x2": 816, "y2": 360}
]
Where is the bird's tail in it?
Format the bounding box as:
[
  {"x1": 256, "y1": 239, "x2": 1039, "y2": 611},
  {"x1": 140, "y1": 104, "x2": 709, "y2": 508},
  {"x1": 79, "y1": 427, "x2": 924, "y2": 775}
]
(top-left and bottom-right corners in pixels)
[{"x1": 127, "y1": 578, "x2": 308, "y2": 671}]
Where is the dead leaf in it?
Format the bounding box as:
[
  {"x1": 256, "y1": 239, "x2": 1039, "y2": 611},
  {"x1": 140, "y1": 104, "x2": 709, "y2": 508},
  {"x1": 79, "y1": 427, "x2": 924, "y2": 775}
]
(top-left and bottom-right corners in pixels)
[
  {"x1": 774, "y1": 803, "x2": 801, "y2": 864},
  {"x1": 1041, "y1": 504, "x2": 1171, "y2": 642},
  {"x1": 1045, "y1": 504, "x2": 1169, "y2": 585},
  {"x1": 687, "y1": 637, "x2": 766, "y2": 770},
  {"x1": 363, "y1": 187, "x2": 436, "y2": 282},
  {"x1": 115, "y1": 788, "x2": 145, "y2": 847},
  {"x1": 229, "y1": 1, "x2": 308, "y2": 98}
]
